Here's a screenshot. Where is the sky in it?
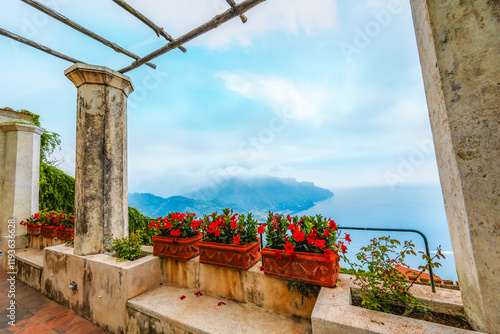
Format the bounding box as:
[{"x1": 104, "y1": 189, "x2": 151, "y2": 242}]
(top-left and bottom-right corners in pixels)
[{"x1": 0, "y1": 0, "x2": 441, "y2": 198}]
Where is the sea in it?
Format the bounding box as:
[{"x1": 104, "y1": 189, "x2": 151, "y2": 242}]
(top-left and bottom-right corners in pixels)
[{"x1": 294, "y1": 184, "x2": 458, "y2": 282}]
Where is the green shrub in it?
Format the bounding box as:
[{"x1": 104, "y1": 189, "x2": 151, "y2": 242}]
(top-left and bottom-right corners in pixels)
[
  {"x1": 347, "y1": 236, "x2": 444, "y2": 316},
  {"x1": 110, "y1": 233, "x2": 142, "y2": 261},
  {"x1": 128, "y1": 207, "x2": 157, "y2": 245}
]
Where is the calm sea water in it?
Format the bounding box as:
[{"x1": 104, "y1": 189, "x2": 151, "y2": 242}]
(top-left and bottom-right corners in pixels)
[{"x1": 295, "y1": 184, "x2": 458, "y2": 281}]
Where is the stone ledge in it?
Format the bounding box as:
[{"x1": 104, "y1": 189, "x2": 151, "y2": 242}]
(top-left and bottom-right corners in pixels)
[
  {"x1": 127, "y1": 285, "x2": 312, "y2": 334},
  {"x1": 15, "y1": 247, "x2": 44, "y2": 291},
  {"x1": 15, "y1": 247, "x2": 44, "y2": 269},
  {"x1": 159, "y1": 256, "x2": 317, "y2": 319},
  {"x1": 311, "y1": 274, "x2": 485, "y2": 334}
]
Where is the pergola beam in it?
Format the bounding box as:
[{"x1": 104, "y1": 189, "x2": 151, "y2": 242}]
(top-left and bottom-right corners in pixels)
[
  {"x1": 119, "y1": 0, "x2": 265, "y2": 73},
  {"x1": 20, "y1": 0, "x2": 156, "y2": 69},
  {"x1": 111, "y1": 0, "x2": 187, "y2": 53},
  {"x1": 226, "y1": 0, "x2": 248, "y2": 23},
  {"x1": 0, "y1": 27, "x2": 83, "y2": 64}
]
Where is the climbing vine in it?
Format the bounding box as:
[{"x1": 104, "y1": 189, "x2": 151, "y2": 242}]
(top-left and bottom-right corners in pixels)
[{"x1": 14, "y1": 109, "x2": 61, "y2": 165}]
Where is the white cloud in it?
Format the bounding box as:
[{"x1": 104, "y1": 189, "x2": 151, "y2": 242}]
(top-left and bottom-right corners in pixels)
[
  {"x1": 214, "y1": 71, "x2": 329, "y2": 123},
  {"x1": 125, "y1": 0, "x2": 339, "y2": 49}
]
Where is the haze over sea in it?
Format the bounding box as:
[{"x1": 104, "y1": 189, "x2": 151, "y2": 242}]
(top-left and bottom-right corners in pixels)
[{"x1": 295, "y1": 183, "x2": 457, "y2": 281}]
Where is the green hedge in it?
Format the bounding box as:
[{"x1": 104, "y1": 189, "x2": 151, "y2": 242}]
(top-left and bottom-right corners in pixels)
[{"x1": 39, "y1": 162, "x2": 75, "y2": 214}]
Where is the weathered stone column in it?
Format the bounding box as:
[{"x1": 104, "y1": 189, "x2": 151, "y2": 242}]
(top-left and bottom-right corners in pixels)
[
  {"x1": 65, "y1": 64, "x2": 133, "y2": 256},
  {"x1": 0, "y1": 123, "x2": 43, "y2": 270},
  {"x1": 410, "y1": 1, "x2": 500, "y2": 332}
]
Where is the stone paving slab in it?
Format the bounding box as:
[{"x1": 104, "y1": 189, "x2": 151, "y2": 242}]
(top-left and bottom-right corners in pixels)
[
  {"x1": 0, "y1": 268, "x2": 109, "y2": 334},
  {"x1": 127, "y1": 285, "x2": 312, "y2": 334}
]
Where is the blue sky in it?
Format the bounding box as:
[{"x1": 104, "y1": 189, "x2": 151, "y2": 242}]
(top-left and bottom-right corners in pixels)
[{"x1": 0, "y1": 0, "x2": 441, "y2": 198}]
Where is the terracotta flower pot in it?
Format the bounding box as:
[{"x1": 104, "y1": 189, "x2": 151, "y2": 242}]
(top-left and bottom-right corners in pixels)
[
  {"x1": 198, "y1": 241, "x2": 261, "y2": 270},
  {"x1": 261, "y1": 247, "x2": 340, "y2": 288},
  {"x1": 27, "y1": 225, "x2": 41, "y2": 236},
  {"x1": 153, "y1": 234, "x2": 202, "y2": 261},
  {"x1": 56, "y1": 228, "x2": 74, "y2": 241},
  {"x1": 41, "y1": 225, "x2": 58, "y2": 238}
]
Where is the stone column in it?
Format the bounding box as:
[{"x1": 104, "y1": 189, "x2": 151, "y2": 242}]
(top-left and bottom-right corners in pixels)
[
  {"x1": 65, "y1": 64, "x2": 133, "y2": 256},
  {"x1": 410, "y1": 1, "x2": 500, "y2": 332},
  {"x1": 0, "y1": 123, "x2": 43, "y2": 270}
]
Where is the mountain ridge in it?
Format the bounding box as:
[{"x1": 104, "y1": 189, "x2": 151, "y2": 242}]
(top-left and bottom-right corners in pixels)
[{"x1": 129, "y1": 176, "x2": 333, "y2": 218}]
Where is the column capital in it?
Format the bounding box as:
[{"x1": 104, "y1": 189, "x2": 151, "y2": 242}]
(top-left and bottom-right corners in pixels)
[
  {"x1": 65, "y1": 63, "x2": 134, "y2": 97},
  {"x1": 0, "y1": 123, "x2": 44, "y2": 135}
]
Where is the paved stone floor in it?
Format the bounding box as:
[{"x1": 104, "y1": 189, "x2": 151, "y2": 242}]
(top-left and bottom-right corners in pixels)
[{"x1": 0, "y1": 269, "x2": 109, "y2": 334}]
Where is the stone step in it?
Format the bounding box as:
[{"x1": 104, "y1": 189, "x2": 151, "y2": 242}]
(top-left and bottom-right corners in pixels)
[{"x1": 126, "y1": 285, "x2": 312, "y2": 334}]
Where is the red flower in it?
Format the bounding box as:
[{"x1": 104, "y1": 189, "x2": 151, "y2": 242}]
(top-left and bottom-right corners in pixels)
[
  {"x1": 345, "y1": 233, "x2": 352, "y2": 243},
  {"x1": 164, "y1": 221, "x2": 172, "y2": 229},
  {"x1": 323, "y1": 229, "x2": 330, "y2": 237},
  {"x1": 313, "y1": 239, "x2": 326, "y2": 249},
  {"x1": 70, "y1": 218, "x2": 75, "y2": 223},
  {"x1": 339, "y1": 241, "x2": 347, "y2": 253},
  {"x1": 179, "y1": 295, "x2": 186, "y2": 300},
  {"x1": 194, "y1": 291, "x2": 202, "y2": 297},
  {"x1": 257, "y1": 224, "x2": 266, "y2": 234},
  {"x1": 214, "y1": 229, "x2": 221, "y2": 237},
  {"x1": 306, "y1": 231, "x2": 316, "y2": 245},
  {"x1": 329, "y1": 219, "x2": 337, "y2": 230},
  {"x1": 230, "y1": 220, "x2": 238, "y2": 230},
  {"x1": 324, "y1": 248, "x2": 334, "y2": 260},
  {"x1": 292, "y1": 229, "x2": 305, "y2": 242},
  {"x1": 286, "y1": 215, "x2": 292, "y2": 222},
  {"x1": 52, "y1": 218, "x2": 57, "y2": 223},
  {"x1": 191, "y1": 220, "x2": 201, "y2": 229},
  {"x1": 284, "y1": 242, "x2": 295, "y2": 256},
  {"x1": 217, "y1": 301, "x2": 226, "y2": 306},
  {"x1": 170, "y1": 229, "x2": 181, "y2": 237},
  {"x1": 274, "y1": 250, "x2": 282, "y2": 260},
  {"x1": 232, "y1": 235, "x2": 241, "y2": 245}
]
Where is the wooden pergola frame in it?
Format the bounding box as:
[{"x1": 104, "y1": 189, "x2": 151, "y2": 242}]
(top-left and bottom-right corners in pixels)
[{"x1": 0, "y1": 0, "x2": 265, "y2": 73}]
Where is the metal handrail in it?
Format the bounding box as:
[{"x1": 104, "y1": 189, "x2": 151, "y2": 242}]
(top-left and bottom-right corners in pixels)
[{"x1": 337, "y1": 226, "x2": 436, "y2": 292}]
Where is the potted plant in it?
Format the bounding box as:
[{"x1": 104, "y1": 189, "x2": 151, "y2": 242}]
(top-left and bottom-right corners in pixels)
[
  {"x1": 40, "y1": 211, "x2": 62, "y2": 238},
  {"x1": 20, "y1": 213, "x2": 43, "y2": 236},
  {"x1": 198, "y1": 209, "x2": 260, "y2": 270},
  {"x1": 261, "y1": 213, "x2": 349, "y2": 288},
  {"x1": 151, "y1": 212, "x2": 202, "y2": 261},
  {"x1": 55, "y1": 212, "x2": 75, "y2": 241}
]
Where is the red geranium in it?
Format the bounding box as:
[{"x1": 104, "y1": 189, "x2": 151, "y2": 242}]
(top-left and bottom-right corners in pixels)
[
  {"x1": 201, "y1": 209, "x2": 259, "y2": 246},
  {"x1": 152, "y1": 212, "x2": 199, "y2": 239},
  {"x1": 264, "y1": 213, "x2": 348, "y2": 261}
]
